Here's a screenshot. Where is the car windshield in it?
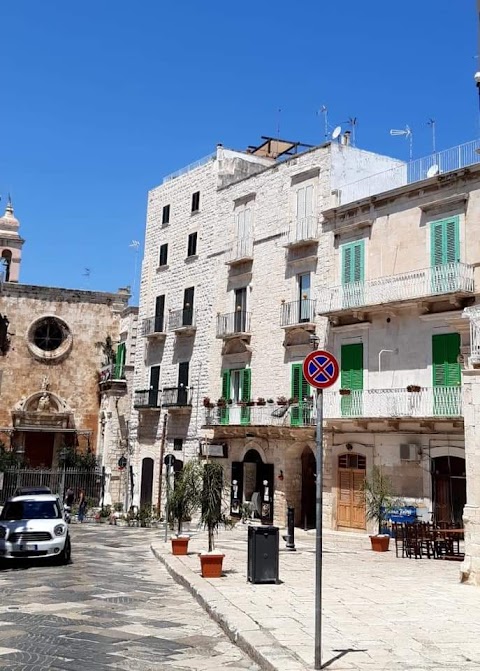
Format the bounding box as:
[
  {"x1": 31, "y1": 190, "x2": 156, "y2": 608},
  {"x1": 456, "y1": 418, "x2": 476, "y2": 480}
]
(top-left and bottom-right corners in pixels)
[{"x1": 0, "y1": 500, "x2": 61, "y2": 521}]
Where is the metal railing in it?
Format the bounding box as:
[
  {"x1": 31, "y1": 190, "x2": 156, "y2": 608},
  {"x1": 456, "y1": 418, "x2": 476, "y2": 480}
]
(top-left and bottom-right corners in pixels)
[
  {"x1": 216, "y1": 310, "x2": 252, "y2": 338},
  {"x1": 463, "y1": 306, "x2": 480, "y2": 364},
  {"x1": 227, "y1": 237, "x2": 254, "y2": 263},
  {"x1": 163, "y1": 152, "x2": 216, "y2": 183},
  {"x1": 168, "y1": 308, "x2": 196, "y2": 331},
  {"x1": 284, "y1": 216, "x2": 319, "y2": 246},
  {"x1": 162, "y1": 386, "x2": 193, "y2": 407},
  {"x1": 318, "y1": 262, "x2": 474, "y2": 314},
  {"x1": 142, "y1": 316, "x2": 165, "y2": 337},
  {"x1": 280, "y1": 299, "x2": 317, "y2": 327},
  {"x1": 205, "y1": 403, "x2": 315, "y2": 427},
  {"x1": 322, "y1": 387, "x2": 462, "y2": 419},
  {"x1": 0, "y1": 468, "x2": 103, "y2": 505},
  {"x1": 134, "y1": 389, "x2": 161, "y2": 409},
  {"x1": 337, "y1": 138, "x2": 480, "y2": 206}
]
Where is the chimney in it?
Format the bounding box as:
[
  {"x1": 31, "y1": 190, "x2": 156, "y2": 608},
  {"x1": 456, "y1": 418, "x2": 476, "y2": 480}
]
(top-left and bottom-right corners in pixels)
[{"x1": 341, "y1": 131, "x2": 351, "y2": 146}]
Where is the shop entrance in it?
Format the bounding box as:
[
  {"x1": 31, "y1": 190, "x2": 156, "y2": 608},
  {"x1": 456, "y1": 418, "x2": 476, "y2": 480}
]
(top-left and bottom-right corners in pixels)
[
  {"x1": 230, "y1": 449, "x2": 273, "y2": 523},
  {"x1": 432, "y1": 456, "x2": 466, "y2": 526}
]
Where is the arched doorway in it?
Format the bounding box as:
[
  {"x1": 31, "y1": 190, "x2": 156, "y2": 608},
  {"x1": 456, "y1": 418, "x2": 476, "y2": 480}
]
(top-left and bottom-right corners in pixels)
[
  {"x1": 432, "y1": 456, "x2": 466, "y2": 526},
  {"x1": 1, "y1": 250, "x2": 12, "y2": 282},
  {"x1": 301, "y1": 447, "x2": 316, "y2": 529},
  {"x1": 140, "y1": 458, "x2": 154, "y2": 509},
  {"x1": 230, "y1": 449, "x2": 273, "y2": 523},
  {"x1": 337, "y1": 453, "x2": 366, "y2": 530}
]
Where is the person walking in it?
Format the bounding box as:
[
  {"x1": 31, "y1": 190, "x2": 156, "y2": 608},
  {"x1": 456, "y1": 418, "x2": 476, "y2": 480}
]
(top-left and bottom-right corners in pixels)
[
  {"x1": 64, "y1": 487, "x2": 74, "y2": 508},
  {"x1": 77, "y1": 489, "x2": 87, "y2": 523}
]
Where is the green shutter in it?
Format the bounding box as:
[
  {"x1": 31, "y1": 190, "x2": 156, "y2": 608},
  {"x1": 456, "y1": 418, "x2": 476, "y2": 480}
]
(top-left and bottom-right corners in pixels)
[
  {"x1": 430, "y1": 217, "x2": 459, "y2": 266},
  {"x1": 342, "y1": 245, "x2": 352, "y2": 285},
  {"x1": 290, "y1": 364, "x2": 310, "y2": 426},
  {"x1": 342, "y1": 241, "x2": 364, "y2": 285},
  {"x1": 341, "y1": 343, "x2": 363, "y2": 417},
  {"x1": 114, "y1": 343, "x2": 126, "y2": 379},
  {"x1": 432, "y1": 334, "x2": 461, "y2": 387},
  {"x1": 221, "y1": 370, "x2": 231, "y2": 425},
  {"x1": 240, "y1": 368, "x2": 251, "y2": 425}
]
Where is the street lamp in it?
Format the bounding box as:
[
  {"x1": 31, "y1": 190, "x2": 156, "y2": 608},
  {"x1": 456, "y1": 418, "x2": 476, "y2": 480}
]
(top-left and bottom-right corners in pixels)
[{"x1": 59, "y1": 447, "x2": 69, "y2": 502}]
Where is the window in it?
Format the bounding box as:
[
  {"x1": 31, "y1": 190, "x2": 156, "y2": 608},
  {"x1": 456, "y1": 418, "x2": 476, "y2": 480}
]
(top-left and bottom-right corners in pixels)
[
  {"x1": 296, "y1": 184, "x2": 313, "y2": 223},
  {"x1": 154, "y1": 295, "x2": 165, "y2": 332},
  {"x1": 162, "y1": 204, "x2": 170, "y2": 225},
  {"x1": 341, "y1": 241, "x2": 364, "y2": 285},
  {"x1": 187, "y1": 232, "x2": 198, "y2": 258},
  {"x1": 27, "y1": 316, "x2": 73, "y2": 362},
  {"x1": 159, "y1": 243, "x2": 168, "y2": 267},
  {"x1": 430, "y1": 216, "x2": 459, "y2": 267},
  {"x1": 191, "y1": 191, "x2": 200, "y2": 213},
  {"x1": 183, "y1": 287, "x2": 194, "y2": 326},
  {"x1": 290, "y1": 363, "x2": 311, "y2": 426},
  {"x1": 173, "y1": 438, "x2": 183, "y2": 451},
  {"x1": 114, "y1": 342, "x2": 126, "y2": 379},
  {"x1": 221, "y1": 369, "x2": 251, "y2": 425}
]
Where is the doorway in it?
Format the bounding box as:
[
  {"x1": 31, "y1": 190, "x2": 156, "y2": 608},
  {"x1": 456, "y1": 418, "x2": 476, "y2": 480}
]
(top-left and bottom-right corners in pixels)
[
  {"x1": 140, "y1": 457, "x2": 154, "y2": 509},
  {"x1": 230, "y1": 449, "x2": 273, "y2": 523},
  {"x1": 432, "y1": 456, "x2": 466, "y2": 526},
  {"x1": 337, "y1": 453, "x2": 366, "y2": 530},
  {"x1": 301, "y1": 447, "x2": 316, "y2": 529},
  {"x1": 24, "y1": 432, "x2": 55, "y2": 468}
]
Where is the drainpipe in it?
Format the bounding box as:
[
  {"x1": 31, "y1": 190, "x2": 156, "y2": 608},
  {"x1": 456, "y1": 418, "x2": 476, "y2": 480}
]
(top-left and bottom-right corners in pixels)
[{"x1": 378, "y1": 348, "x2": 398, "y2": 374}]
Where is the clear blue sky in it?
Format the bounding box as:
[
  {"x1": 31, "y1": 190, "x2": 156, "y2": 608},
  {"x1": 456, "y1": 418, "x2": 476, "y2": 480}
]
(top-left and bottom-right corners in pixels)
[{"x1": 1, "y1": 1, "x2": 477, "y2": 303}]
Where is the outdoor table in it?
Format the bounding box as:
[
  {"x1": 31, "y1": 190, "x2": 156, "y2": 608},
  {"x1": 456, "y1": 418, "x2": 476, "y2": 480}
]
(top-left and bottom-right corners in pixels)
[{"x1": 433, "y1": 528, "x2": 464, "y2": 560}]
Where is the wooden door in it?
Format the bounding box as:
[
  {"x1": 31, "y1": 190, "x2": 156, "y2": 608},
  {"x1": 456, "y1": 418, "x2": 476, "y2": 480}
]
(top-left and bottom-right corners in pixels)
[
  {"x1": 25, "y1": 432, "x2": 54, "y2": 468},
  {"x1": 337, "y1": 454, "x2": 366, "y2": 530},
  {"x1": 140, "y1": 457, "x2": 154, "y2": 508}
]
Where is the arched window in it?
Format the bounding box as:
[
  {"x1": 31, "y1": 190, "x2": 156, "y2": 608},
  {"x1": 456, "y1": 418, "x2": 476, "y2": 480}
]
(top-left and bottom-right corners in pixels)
[{"x1": 1, "y1": 250, "x2": 12, "y2": 282}]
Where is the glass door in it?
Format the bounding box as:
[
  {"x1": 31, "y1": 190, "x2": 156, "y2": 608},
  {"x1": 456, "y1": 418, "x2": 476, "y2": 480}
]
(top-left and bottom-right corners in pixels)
[
  {"x1": 234, "y1": 287, "x2": 247, "y2": 333},
  {"x1": 298, "y1": 273, "x2": 311, "y2": 323}
]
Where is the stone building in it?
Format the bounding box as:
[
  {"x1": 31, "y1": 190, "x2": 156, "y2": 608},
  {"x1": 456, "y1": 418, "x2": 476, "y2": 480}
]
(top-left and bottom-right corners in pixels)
[{"x1": 0, "y1": 199, "x2": 134, "y2": 504}]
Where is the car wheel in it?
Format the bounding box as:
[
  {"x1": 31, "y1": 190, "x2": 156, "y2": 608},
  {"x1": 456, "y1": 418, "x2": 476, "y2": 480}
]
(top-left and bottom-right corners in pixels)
[{"x1": 57, "y1": 535, "x2": 71, "y2": 565}]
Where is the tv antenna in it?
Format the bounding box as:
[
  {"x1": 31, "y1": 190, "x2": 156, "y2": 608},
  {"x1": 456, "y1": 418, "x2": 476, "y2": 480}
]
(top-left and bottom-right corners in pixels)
[
  {"x1": 317, "y1": 105, "x2": 329, "y2": 140},
  {"x1": 390, "y1": 125, "x2": 413, "y2": 161},
  {"x1": 427, "y1": 118, "x2": 436, "y2": 154}
]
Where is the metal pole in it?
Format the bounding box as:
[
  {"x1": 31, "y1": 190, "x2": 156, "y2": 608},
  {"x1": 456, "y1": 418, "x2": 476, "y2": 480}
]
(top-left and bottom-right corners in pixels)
[
  {"x1": 157, "y1": 414, "x2": 168, "y2": 518},
  {"x1": 314, "y1": 388, "x2": 324, "y2": 670},
  {"x1": 164, "y1": 464, "x2": 170, "y2": 542}
]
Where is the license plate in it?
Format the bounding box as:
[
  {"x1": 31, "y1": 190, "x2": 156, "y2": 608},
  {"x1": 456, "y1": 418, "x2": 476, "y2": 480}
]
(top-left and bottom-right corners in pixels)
[{"x1": 19, "y1": 544, "x2": 37, "y2": 552}]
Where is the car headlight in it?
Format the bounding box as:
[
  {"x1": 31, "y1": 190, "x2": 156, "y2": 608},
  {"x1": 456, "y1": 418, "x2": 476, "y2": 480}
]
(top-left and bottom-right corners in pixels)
[
  {"x1": 54, "y1": 525, "x2": 66, "y2": 536},
  {"x1": 0, "y1": 526, "x2": 6, "y2": 539}
]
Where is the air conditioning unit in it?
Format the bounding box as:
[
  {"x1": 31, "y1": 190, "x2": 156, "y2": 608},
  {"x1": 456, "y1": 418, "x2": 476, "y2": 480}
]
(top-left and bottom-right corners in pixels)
[{"x1": 400, "y1": 443, "x2": 420, "y2": 462}]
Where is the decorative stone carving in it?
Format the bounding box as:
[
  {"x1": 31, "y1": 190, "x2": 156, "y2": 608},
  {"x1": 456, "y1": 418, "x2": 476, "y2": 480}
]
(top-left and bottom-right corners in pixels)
[{"x1": 36, "y1": 392, "x2": 52, "y2": 413}]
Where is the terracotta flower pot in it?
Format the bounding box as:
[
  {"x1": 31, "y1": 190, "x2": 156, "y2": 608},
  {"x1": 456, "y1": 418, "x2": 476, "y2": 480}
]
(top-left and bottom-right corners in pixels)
[
  {"x1": 171, "y1": 536, "x2": 190, "y2": 555},
  {"x1": 369, "y1": 535, "x2": 390, "y2": 552},
  {"x1": 199, "y1": 553, "x2": 225, "y2": 578}
]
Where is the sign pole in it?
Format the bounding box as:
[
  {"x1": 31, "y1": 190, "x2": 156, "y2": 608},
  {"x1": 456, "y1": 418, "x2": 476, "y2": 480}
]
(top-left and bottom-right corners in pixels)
[{"x1": 314, "y1": 388, "x2": 323, "y2": 670}]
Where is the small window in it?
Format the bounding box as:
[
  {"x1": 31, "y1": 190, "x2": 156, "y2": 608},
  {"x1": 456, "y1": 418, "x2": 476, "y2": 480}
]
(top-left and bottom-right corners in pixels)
[
  {"x1": 191, "y1": 191, "x2": 200, "y2": 213},
  {"x1": 162, "y1": 204, "x2": 170, "y2": 225},
  {"x1": 173, "y1": 438, "x2": 183, "y2": 451},
  {"x1": 338, "y1": 454, "x2": 366, "y2": 470},
  {"x1": 187, "y1": 232, "x2": 198, "y2": 258},
  {"x1": 159, "y1": 243, "x2": 168, "y2": 267}
]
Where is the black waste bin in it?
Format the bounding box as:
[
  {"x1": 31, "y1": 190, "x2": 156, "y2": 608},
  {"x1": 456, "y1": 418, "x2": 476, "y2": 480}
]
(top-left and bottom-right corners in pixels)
[{"x1": 247, "y1": 525, "x2": 279, "y2": 584}]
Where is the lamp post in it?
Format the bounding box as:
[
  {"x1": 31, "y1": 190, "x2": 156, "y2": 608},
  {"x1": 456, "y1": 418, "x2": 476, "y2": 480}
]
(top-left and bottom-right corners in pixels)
[{"x1": 59, "y1": 447, "x2": 69, "y2": 501}]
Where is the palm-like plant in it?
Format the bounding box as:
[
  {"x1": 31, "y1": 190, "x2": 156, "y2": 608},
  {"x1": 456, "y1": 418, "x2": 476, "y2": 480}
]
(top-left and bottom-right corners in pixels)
[
  {"x1": 169, "y1": 461, "x2": 203, "y2": 535},
  {"x1": 95, "y1": 335, "x2": 116, "y2": 366},
  {"x1": 363, "y1": 465, "x2": 394, "y2": 535},
  {"x1": 201, "y1": 461, "x2": 227, "y2": 552}
]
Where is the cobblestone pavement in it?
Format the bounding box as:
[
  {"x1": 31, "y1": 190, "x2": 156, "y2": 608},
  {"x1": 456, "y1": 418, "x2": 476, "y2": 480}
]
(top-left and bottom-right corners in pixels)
[{"x1": 0, "y1": 525, "x2": 259, "y2": 671}]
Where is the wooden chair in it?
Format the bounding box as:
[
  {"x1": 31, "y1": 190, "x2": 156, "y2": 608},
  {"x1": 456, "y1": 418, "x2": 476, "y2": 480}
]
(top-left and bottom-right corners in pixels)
[{"x1": 392, "y1": 522, "x2": 406, "y2": 558}]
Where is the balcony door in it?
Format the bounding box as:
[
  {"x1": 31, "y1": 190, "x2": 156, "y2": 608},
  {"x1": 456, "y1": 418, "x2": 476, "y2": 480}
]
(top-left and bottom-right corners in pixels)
[
  {"x1": 296, "y1": 184, "x2": 313, "y2": 240},
  {"x1": 337, "y1": 453, "x2": 366, "y2": 530},
  {"x1": 432, "y1": 333, "x2": 461, "y2": 416},
  {"x1": 177, "y1": 361, "x2": 189, "y2": 406},
  {"x1": 298, "y1": 273, "x2": 311, "y2": 323},
  {"x1": 234, "y1": 287, "x2": 247, "y2": 333},
  {"x1": 149, "y1": 365, "x2": 160, "y2": 407},
  {"x1": 341, "y1": 240, "x2": 364, "y2": 308},
  {"x1": 183, "y1": 287, "x2": 194, "y2": 327},
  {"x1": 154, "y1": 295, "x2": 165, "y2": 332},
  {"x1": 221, "y1": 369, "x2": 251, "y2": 425},
  {"x1": 430, "y1": 216, "x2": 459, "y2": 293},
  {"x1": 291, "y1": 363, "x2": 311, "y2": 426},
  {"x1": 340, "y1": 343, "x2": 363, "y2": 417}
]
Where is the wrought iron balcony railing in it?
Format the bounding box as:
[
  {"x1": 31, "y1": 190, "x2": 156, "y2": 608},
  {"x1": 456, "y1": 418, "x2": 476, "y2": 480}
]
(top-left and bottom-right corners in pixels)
[
  {"x1": 142, "y1": 316, "x2": 166, "y2": 338},
  {"x1": 317, "y1": 262, "x2": 474, "y2": 315},
  {"x1": 205, "y1": 402, "x2": 315, "y2": 428},
  {"x1": 134, "y1": 389, "x2": 161, "y2": 409},
  {"x1": 463, "y1": 306, "x2": 480, "y2": 365},
  {"x1": 168, "y1": 308, "x2": 196, "y2": 332},
  {"x1": 162, "y1": 386, "x2": 193, "y2": 408},
  {"x1": 227, "y1": 238, "x2": 254, "y2": 265},
  {"x1": 284, "y1": 216, "x2": 319, "y2": 247},
  {"x1": 280, "y1": 299, "x2": 316, "y2": 328},
  {"x1": 216, "y1": 310, "x2": 252, "y2": 339}
]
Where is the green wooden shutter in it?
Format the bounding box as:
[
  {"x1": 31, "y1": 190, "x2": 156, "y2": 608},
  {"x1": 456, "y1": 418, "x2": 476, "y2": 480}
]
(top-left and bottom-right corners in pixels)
[
  {"x1": 240, "y1": 368, "x2": 251, "y2": 425},
  {"x1": 342, "y1": 242, "x2": 364, "y2": 285},
  {"x1": 221, "y1": 370, "x2": 230, "y2": 425},
  {"x1": 341, "y1": 343, "x2": 363, "y2": 417},
  {"x1": 290, "y1": 363, "x2": 310, "y2": 426},
  {"x1": 430, "y1": 217, "x2": 459, "y2": 266},
  {"x1": 342, "y1": 245, "x2": 352, "y2": 285},
  {"x1": 114, "y1": 342, "x2": 126, "y2": 379},
  {"x1": 432, "y1": 334, "x2": 461, "y2": 387},
  {"x1": 352, "y1": 242, "x2": 364, "y2": 283}
]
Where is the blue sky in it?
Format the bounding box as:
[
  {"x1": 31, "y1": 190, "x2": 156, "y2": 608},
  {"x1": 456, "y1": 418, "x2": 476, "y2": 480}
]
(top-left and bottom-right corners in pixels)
[{"x1": 1, "y1": 1, "x2": 477, "y2": 302}]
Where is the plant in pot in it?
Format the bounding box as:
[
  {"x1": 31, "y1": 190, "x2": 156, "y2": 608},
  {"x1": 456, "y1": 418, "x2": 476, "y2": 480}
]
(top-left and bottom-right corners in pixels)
[
  {"x1": 217, "y1": 398, "x2": 227, "y2": 408},
  {"x1": 169, "y1": 461, "x2": 203, "y2": 555},
  {"x1": 406, "y1": 384, "x2": 421, "y2": 393},
  {"x1": 277, "y1": 396, "x2": 288, "y2": 406},
  {"x1": 363, "y1": 465, "x2": 394, "y2": 552},
  {"x1": 257, "y1": 397, "x2": 266, "y2": 406},
  {"x1": 199, "y1": 461, "x2": 232, "y2": 578}
]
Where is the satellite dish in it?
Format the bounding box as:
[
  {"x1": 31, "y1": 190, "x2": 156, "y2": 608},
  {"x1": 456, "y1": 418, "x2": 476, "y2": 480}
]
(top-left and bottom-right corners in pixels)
[
  {"x1": 427, "y1": 164, "x2": 439, "y2": 178},
  {"x1": 332, "y1": 126, "x2": 342, "y2": 140}
]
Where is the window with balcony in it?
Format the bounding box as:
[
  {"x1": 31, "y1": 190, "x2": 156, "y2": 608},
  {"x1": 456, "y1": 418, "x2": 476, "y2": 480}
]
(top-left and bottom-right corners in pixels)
[
  {"x1": 430, "y1": 216, "x2": 460, "y2": 293},
  {"x1": 191, "y1": 191, "x2": 200, "y2": 213},
  {"x1": 290, "y1": 363, "x2": 311, "y2": 426},
  {"x1": 220, "y1": 368, "x2": 251, "y2": 425},
  {"x1": 340, "y1": 343, "x2": 364, "y2": 416},
  {"x1": 162, "y1": 204, "x2": 170, "y2": 225},
  {"x1": 149, "y1": 365, "x2": 160, "y2": 407},
  {"x1": 295, "y1": 184, "x2": 314, "y2": 240},
  {"x1": 341, "y1": 240, "x2": 364, "y2": 308},
  {"x1": 114, "y1": 342, "x2": 126, "y2": 379},
  {"x1": 183, "y1": 287, "x2": 194, "y2": 326},
  {"x1": 159, "y1": 243, "x2": 168, "y2": 267},
  {"x1": 154, "y1": 295, "x2": 165, "y2": 332},
  {"x1": 297, "y1": 273, "x2": 312, "y2": 323},
  {"x1": 187, "y1": 232, "x2": 198, "y2": 258},
  {"x1": 432, "y1": 333, "x2": 461, "y2": 415}
]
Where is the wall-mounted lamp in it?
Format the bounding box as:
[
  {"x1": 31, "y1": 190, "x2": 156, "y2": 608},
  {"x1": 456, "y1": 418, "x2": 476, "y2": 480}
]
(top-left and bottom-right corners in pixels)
[
  {"x1": 278, "y1": 470, "x2": 284, "y2": 481},
  {"x1": 346, "y1": 443, "x2": 353, "y2": 451}
]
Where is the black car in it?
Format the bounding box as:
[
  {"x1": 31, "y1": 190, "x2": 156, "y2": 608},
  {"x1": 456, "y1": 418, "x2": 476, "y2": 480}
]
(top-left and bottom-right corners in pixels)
[{"x1": 13, "y1": 486, "x2": 52, "y2": 497}]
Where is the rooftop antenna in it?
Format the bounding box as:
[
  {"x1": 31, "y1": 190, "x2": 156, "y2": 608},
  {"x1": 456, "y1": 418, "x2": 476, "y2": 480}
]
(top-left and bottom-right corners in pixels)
[
  {"x1": 427, "y1": 118, "x2": 436, "y2": 154},
  {"x1": 276, "y1": 107, "x2": 282, "y2": 143},
  {"x1": 390, "y1": 125, "x2": 413, "y2": 161},
  {"x1": 129, "y1": 240, "x2": 140, "y2": 304},
  {"x1": 318, "y1": 105, "x2": 329, "y2": 140}
]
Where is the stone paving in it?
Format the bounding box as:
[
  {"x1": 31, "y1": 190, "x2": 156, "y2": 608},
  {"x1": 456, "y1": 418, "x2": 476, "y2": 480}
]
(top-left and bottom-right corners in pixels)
[
  {"x1": 0, "y1": 525, "x2": 259, "y2": 671},
  {"x1": 152, "y1": 524, "x2": 480, "y2": 670}
]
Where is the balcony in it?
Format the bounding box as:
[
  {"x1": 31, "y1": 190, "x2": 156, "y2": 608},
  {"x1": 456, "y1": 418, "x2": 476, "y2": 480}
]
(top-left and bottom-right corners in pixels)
[
  {"x1": 464, "y1": 306, "x2": 480, "y2": 366},
  {"x1": 134, "y1": 389, "x2": 161, "y2": 410},
  {"x1": 323, "y1": 387, "x2": 462, "y2": 421},
  {"x1": 318, "y1": 262, "x2": 474, "y2": 317},
  {"x1": 216, "y1": 310, "x2": 251, "y2": 340},
  {"x1": 283, "y1": 216, "x2": 319, "y2": 248},
  {"x1": 226, "y1": 238, "x2": 254, "y2": 266},
  {"x1": 280, "y1": 299, "x2": 316, "y2": 331},
  {"x1": 205, "y1": 403, "x2": 315, "y2": 428},
  {"x1": 168, "y1": 308, "x2": 196, "y2": 335},
  {"x1": 142, "y1": 316, "x2": 166, "y2": 340},
  {"x1": 98, "y1": 363, "x2": 126, "y2": 391},
  {"x1": 162, "y1": 386, "x2": 193, "y2": 412}
]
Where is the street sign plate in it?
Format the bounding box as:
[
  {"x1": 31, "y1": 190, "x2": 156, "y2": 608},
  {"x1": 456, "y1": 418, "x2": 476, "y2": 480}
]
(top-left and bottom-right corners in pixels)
[{"x1": 303, "y1": 350, "x2": 339, "y2": 390}]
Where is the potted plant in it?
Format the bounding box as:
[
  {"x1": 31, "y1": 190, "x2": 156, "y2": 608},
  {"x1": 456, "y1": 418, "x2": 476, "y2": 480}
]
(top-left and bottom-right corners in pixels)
[
  {"x1": 199, "y1": 461, "x2": 231, "y2": 578},
  {"x1": 339, "y1": 388, "x2": 351, "y2": 396},
  {"x1": 257, "y1": 397, "x2": 266, "y2": 406},
  {"x1": 288, "y1": 397, "x2": 299, "y2": 405},
  {"x1": 267, "y1": 398, "x2": 274, "y2": 404},
  {"x1": 138, "y1": 505, "x2": 151, "y2": 527},
  {"x1": 169, "y1": 461, "x2": 203, "y2": 555},
  {"x1": 217, "y1": 398, "x2": 227, "y2": 408},
  {"x1": 277, "y1": 396, "x2": 288, "y2": 406},
  {"x1": 203, "y1": 397, "x2": 211, "y2": 408},
  {"x1": 363, "y1": 465, "x2": 394, "y2": 552},
  {"x1": 246, "y1": 400, "x2": 255, "y2": 407},
  {"x1": 407, "y1": 385, "x2": 421, "y2": 393}
]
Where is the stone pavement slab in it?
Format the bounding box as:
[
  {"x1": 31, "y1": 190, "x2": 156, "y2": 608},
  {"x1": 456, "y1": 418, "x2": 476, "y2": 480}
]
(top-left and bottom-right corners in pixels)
[{"x1": 151, "y1": 525, "x2": 480, "y2": 670}]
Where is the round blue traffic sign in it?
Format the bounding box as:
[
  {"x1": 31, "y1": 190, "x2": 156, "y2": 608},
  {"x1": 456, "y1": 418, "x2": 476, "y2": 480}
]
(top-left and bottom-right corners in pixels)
[{"x1": 303, "y1": 350, "x2": 339, "y2": 389}]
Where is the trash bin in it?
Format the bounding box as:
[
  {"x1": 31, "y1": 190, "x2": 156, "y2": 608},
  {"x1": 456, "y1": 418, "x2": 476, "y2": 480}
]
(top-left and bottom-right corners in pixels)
[{"x1": 247, "y1": 525, "x2": 279, "y2": 584}]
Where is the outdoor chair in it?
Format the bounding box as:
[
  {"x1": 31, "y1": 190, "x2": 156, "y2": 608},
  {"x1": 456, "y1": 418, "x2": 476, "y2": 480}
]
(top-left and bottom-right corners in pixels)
[{"x1": 392, "y1": 522, "x2": 406, "y2": 558}]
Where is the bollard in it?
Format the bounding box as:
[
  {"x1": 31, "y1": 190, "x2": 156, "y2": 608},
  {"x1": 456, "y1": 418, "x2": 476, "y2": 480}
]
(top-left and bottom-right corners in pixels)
[{"x1": 284, "y1": 506, "x2": 296, "y2": 551}]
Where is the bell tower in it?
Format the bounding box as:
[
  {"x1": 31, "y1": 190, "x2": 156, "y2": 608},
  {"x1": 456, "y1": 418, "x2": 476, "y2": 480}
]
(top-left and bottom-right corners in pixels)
[{"x1": 0, "y1": 196, "x2": 24, "y2": 282}]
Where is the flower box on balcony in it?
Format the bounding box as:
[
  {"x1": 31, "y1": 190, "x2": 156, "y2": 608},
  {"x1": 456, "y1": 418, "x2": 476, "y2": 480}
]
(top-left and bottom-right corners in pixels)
[
  {"x1": 257, "y1": 398, "x2": 266, "y2": 406},
  {"x1": 217, "y1": 399, "x2": 227, "y2": 408},
  {"x1": 339, "y1": 389, "x2": 351, "y2": 396},
  {"x1": 406, "y1": 385, "x2": 421, "y2": 393},
  {"x1": 277, "y1": 397, "x2": 288, "y2": 406},
  {"x1": 267, "y1": 398, "x2": 274, "y2": 404},
  {"x1": 289, "y1": 397, "x2": 299, "y2": 405}
]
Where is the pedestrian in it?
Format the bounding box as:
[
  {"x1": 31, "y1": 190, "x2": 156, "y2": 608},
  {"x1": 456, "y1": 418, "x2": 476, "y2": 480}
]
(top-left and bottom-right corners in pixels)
[
  {"x1": 64, "y1": 487, "x2": 74, "y2": 507},
  {"x1": 78, "y1": 489, "x2": 87, "y2": 523}
]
